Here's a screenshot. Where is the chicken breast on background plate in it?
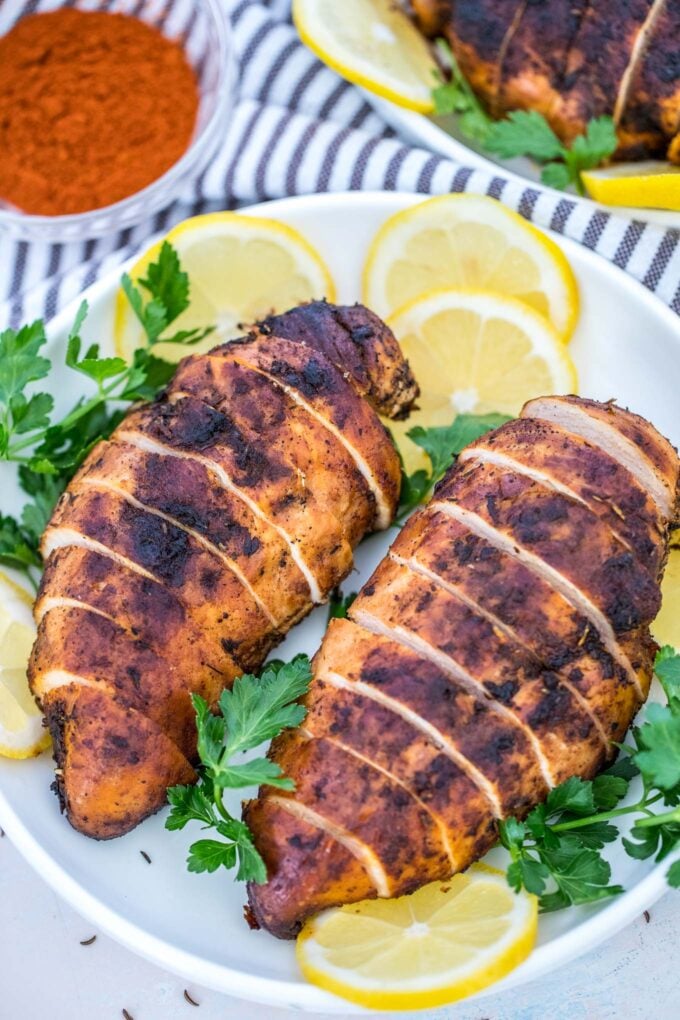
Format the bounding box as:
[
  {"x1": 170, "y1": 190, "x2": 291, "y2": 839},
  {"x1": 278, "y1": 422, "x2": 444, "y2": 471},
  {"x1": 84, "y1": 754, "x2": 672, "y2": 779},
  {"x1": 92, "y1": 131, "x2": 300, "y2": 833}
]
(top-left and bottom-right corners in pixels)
[
  {"x1": 410, "y1": 0, "x2": 680, "y2": 162},
  {"x1": 29, "y1": 301, "x2": 418, "y2": 840},
  {"x1": 246, "y1": 395, "x2": 679, "y2": 939}
]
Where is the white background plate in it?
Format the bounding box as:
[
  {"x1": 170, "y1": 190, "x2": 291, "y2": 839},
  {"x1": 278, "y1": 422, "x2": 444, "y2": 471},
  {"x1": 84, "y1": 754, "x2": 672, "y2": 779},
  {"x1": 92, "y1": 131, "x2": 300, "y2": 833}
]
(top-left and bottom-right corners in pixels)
[
  {"x1": 367, "y1": 95, "x2": 680, "y2": 230},
  {"x1": 0, "y1": 191, "x2": 679, "y2": 1013}
]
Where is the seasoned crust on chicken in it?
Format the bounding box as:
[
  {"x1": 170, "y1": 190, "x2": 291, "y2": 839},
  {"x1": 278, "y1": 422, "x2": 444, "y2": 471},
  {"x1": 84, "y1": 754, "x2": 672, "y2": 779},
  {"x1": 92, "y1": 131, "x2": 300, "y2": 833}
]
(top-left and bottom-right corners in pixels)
[
  {"x1": 494, "y1": 0, "x2": 589, "y2": 127},
  {"x1": 32, "y1": 303, "x2": 414, "y2": 839},
  {"x1": 246, "y1": 397, "x2": 679, "y2": 938},
  {"x1": 459, "y1": 416, "x2": 666, "y2": 580},
  {"x1": 251, "y1": 300, "x2": 419, "y2": 421},
  {"x1": 353, "y1": 557, "x2": 608, "y2": 785},
  {"x1": 393, "y1": 509, "x2": 647, "y2": 741},
  {"x1": 46, "y1": 684, "x2": 196, "y2": 841},
  {"x1": 523, "y1": 395, "x2": 679, "y2": 520}
]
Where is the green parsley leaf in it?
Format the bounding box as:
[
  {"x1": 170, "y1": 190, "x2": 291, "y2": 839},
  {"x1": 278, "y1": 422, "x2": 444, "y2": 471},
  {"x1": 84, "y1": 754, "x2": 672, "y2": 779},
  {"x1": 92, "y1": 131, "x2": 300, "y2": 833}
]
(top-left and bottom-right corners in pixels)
[
  {"x1": 508, "y1": 856, "x2": 549, "y2": 896},
  {"x1": 187, "y1": 839, "x2": 237, "y2": 874},
  {"x1": 217, "y1": 656, "x2": 312, "y2": 759},
  {"x1": 0, "y1": 320, "x2": 51, "y2": 408},
  {"x1": 485, "y1": 110, "x2": 564, "y2": 161},
  {"x1": 591, "y1": 772, "x2": 630, "y2": 811},
  {"x1": 572, "y1": 116, "x2": 619, "y2": 169},
  {"x1": 8, "y1": 392, "x2": 54, "y2": 436},
  {"x1": 634, "y1": 702, "x2": 680, "y2": 790},
  {"x1": 538, "y1": 842, "x2": 623, "y2": 910},
  {"x1": 211, "y1": 756, "x2": 295, "y2": 792},
  {"x1": 541, "y1": 161, "x2": 574, "y2": 192},
  {"x1": 166, "y1": 783, "x2": 216, "y2": 831},
  {"x1": 17, "y1": 468, "x2": 63, "y2": 547},
  {"x1": 545, "y1": 776, "x2": 596, "y2": 816},
  {"x1": 139, "y1": 241, "x2": 190, "y2": 325},
  {"x1": 0, "y1": 513, "x2": 42, "y2": 586},
  {"x1": 431, "y1": 40, "x2": 492, "y2": 144},
  {"x1": 655, "y1": 646, "x2": 680, "y2": 705},
  {"x1": 397, "y1": 412, "x2": 511, "y2": 520},
  {"x1": 167, "y1": 655, "x2": 312, "y2": 884},
  {"x1": 666, "y1": 859, "x2": 680, "y2": 888},
  {"x1": 122, "y1": 241, "x2": 215, "y2": 348}
]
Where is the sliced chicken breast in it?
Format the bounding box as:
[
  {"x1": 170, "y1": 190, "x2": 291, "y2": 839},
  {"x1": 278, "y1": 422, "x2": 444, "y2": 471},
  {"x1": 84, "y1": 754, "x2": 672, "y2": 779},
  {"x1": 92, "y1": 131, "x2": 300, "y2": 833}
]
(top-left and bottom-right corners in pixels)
[
  {"x1": 247, "y1": 397, "x2": 678, "y2": 938},
  {"x1": 32, "y1": 303, "x2": 416, "y2": 839}
]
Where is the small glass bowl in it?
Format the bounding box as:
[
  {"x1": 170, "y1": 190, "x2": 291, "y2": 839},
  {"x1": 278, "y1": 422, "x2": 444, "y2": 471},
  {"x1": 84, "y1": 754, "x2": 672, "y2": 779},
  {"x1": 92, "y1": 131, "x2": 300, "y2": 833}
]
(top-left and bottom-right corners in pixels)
[{"x1": 0, "y1": 0, "x2": 236, "y2": 242}]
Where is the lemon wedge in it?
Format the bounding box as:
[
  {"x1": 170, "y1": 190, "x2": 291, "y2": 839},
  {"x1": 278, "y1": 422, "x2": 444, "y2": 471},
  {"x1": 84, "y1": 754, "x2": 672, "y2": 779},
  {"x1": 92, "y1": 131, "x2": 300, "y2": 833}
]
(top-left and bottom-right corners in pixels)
[
  {"x1": 582, "y1": 161, "x2": 680, "y2": 211},
  {"x1": 0, "y1": 571, "x2": 49, "y2": 760},
  {"x1": 654, "y1": 535, "x2": 680, "y2": 647},
  {"x1": 296, "y1": 864, "x2": 537, "y2": 1010},
  {"x1": 115, "y1": 213, "x2": 335, "y2": 363},
  {"x1": 293, "y1": 0, "x2": 438, "y2": 113},
  {"x1": 387, "y1": 287, "x2": 577, "y2": 473},
  {"x1": 364, "y1": 195, "x2": 579, "y2": 340}
]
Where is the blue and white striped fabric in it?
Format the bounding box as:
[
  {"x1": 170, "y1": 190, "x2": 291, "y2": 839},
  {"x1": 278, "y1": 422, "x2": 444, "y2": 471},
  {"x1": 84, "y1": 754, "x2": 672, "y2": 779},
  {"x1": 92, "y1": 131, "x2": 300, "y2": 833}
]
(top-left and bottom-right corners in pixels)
[{"x1": 2, "y1": 0, "x2": 680, "y2": 331}]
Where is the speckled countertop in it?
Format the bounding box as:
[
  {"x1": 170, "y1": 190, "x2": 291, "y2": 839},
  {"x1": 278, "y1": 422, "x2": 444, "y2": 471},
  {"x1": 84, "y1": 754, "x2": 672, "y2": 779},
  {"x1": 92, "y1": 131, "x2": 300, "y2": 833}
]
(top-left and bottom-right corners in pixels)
[{"x1": 2, "y1": 831, "x2": 678, "y2": 1020}]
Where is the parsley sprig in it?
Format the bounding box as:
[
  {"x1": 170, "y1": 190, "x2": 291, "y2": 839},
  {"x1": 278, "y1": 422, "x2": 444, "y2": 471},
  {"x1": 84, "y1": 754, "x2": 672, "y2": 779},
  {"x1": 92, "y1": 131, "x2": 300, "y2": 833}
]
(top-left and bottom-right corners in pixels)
[
  {"x1": 166, "y1": 656, "x2": 312, "y2": 883},
  {"x1": 397, "y1": 412, "x2": 510, "y2": 521},
  {"x1": 0, "y1": 242, "x2": 214, "y2": 587},
  {"x1": 500, "y1": 646, "x2": 680, "y2": 910},
  {"x1": 432, "y1": 41, "x2": 618, "y2": 194}
]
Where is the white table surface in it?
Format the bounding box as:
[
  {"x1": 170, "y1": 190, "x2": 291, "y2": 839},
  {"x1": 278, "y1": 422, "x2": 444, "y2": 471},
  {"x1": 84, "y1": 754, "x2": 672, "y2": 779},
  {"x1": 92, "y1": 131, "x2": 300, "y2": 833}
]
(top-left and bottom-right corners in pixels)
[{"x1": 2, "y1": 829, "x2": 679, "y2": 1020}]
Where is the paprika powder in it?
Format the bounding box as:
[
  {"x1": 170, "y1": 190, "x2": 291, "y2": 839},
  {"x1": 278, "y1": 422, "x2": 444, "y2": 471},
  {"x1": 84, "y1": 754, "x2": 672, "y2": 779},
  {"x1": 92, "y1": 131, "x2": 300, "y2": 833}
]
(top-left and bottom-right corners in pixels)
[{"x1": 0, "y1": 9, "x2": 199, "y2": 216}]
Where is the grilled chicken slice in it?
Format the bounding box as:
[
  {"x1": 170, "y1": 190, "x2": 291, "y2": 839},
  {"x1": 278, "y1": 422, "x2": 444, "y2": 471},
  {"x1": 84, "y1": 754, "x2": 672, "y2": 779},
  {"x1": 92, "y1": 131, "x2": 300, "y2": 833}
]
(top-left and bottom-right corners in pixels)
[
  {"x1": 251, "y1": 300, "x2": 419, "y2": 421},
  {"x1": 615, "y1": 0, "x2": 680, "y2": 159},
  {"x1": 32, "y1": 303, "x2": 417, "y2": 839},
  {"x1": 458, "y1": 417, "x2": 667, "y2": 579},
  {"x1": 412, "y1": 0, "x2": 526, "y2": 113},
  {"x1": 246, "y1": 397, "x2": 678, "y2": 938},
  {"x1": 497, "y1": 0, "x2": 589, "y2": 129},
  {"x1": 524, "y1": 395, "x2": 679, "y2": 520},
  {"x1": 552, "y1": 1, "x2": 656, "y2": 142},
  {"x1": 352, "y1": 558, "x2": 606, "y2": 787},
  {"x1": 48, "y1": 685, "x2": 196, "y2": 841},
  {"x1": 413, "y1": 0, "x2": 680, "y2": 161}
]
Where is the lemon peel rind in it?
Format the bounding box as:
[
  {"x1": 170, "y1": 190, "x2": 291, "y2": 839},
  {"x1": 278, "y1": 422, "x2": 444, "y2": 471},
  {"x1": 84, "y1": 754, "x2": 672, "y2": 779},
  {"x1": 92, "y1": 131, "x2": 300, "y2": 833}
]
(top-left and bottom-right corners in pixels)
[
  {"x1": 363, "y1": 195, "x2": 579, "y2": 341},
  {"x1": 296, "y1": 865, "x2": 538, "y2": 1010},
  {"x1": 387, "y1": 285, "x2": 579, "y2": 397},
  {"x1": 114, "y1": 212, "x2": 336, "y2": 361},
  {"x1": 292, "y1": 0, "x2": 436, "y2": 114}
]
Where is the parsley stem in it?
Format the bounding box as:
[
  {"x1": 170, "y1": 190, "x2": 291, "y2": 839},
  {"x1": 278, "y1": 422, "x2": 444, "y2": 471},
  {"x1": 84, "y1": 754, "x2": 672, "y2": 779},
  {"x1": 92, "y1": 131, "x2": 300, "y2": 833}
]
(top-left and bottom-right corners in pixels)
[
  {"x1": 632, "y1": 806, "x2": 680, "y2": 829},
  {"x1": 552, "y1": 793, "x2": 664, "y2": 832},
  {"x1": 213, "y1": 789, "x2": 233, "y2": 825},
  {"x1": 5, "y1": 372, "x2": 130, "y2": 458}
]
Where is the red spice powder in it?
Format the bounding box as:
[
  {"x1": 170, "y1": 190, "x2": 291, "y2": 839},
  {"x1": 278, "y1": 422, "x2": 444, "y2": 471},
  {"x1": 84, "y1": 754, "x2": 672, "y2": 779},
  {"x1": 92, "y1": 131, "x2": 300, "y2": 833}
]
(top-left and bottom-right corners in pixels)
[{"x1": 0, "y1": 9, "x2": 199, "y2": 216}]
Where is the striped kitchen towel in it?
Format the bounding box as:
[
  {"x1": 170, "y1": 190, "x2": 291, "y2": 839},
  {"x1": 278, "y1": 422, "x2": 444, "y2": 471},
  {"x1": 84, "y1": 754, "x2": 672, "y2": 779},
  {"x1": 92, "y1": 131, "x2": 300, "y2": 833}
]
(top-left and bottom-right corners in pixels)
[{"x1": 2, "y1": 0, "x2": 680, "y2": 330}]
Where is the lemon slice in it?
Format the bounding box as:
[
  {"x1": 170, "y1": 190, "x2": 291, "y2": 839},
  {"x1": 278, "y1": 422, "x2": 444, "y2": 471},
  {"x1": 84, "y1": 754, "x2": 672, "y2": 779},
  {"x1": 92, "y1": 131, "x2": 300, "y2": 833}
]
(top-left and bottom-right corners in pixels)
[
  {"x1": 296, "y1": 864, "x2": 537, "y2": 1010},
  {"x1": 0, "y1": 571, "x2": 49, "y2": 760},
  {"x1": 115, "y1": 213, "x2": 336, "y2": 363},
  {"x1": 387, "y1": 288, "x2": 577, "y2": 474},
  {"x1": 293, "y1": 0, "x2": 438, "y2": 113},
  {"x1": 654, "y1": 535, "x2": 680, "y2": 647},
  {"x1": 364, "y1": 195, "x2": 579, "y2": 340},
  {"x1": 582, "y1": 161, "x2": 680, "y2": 211}
]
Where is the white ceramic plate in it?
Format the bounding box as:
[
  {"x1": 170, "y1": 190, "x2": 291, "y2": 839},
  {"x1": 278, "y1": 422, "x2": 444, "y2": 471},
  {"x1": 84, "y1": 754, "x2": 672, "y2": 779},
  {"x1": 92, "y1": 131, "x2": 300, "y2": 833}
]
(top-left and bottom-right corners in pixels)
[
  {"x1": 367, "y1": 94, "x2": 680, "y2": 230},
  {"x1": 0, "y1": 192, "x2": 679, "y2": 1013}
]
